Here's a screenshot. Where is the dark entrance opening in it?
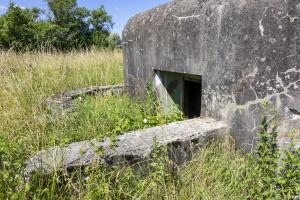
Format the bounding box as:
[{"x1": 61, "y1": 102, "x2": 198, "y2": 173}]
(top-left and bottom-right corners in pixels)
[{"x1": 184, "y1": 79, "x2": 202, "y2": 118}]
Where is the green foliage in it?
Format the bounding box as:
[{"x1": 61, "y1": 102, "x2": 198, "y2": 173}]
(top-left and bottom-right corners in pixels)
[
  {"x1": 89, "y1": 6, "x2": 114, "y2": 48},
  {"x1": 46, "y1": 0, "x2": 78, "y2": 26},
  {"x1": 0, "y1": 1, "x2": 116, "y2": 51},
  {"x1": 0, "y1": 3, "x2": 40, "y2": 51},
  {"x1": 70, "y1": 94, "x2": 183, "y2": 144},
  {"x1": 247, "y1": 102, "x2": 300, "y2": 199},
  {"x1": 278, "y1": 134, "x2": 300, "y2": 199}
]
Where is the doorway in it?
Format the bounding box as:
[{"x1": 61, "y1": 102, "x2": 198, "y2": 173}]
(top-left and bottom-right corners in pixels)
[{"x1": 184, "y1": 79, "x2": 202, "y2": 118}]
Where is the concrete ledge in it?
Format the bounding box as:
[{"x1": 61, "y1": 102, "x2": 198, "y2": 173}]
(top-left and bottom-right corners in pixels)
[
  {"x1": 45, "y1": 84, "x2": 124, "y2": 113},
  {"x1": 25, "y1": 118, "x2": 229, "y2": 177}
]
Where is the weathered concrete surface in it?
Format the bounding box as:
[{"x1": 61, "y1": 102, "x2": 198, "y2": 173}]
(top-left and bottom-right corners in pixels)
[
  {"x1": 123, "y1": 0, "x2": 300, "y2": 151},
  {"x1": 25, "y1": 118, "x2": 229, "y2": 176},
  {"x1": 45, "y1": 84, "x2": 124, "y2": 113}
]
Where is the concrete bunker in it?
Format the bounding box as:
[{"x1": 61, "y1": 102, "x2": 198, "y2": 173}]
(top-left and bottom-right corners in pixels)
[
  {"x1": 123, "y1": 0, "x2": 300, "y2": 151},
  {"x1": 24, "y1": 0, "x2": 300, "y2": 177},
  {"x1": 154, "y1": 70, "x2": 202, "y2": 118}
]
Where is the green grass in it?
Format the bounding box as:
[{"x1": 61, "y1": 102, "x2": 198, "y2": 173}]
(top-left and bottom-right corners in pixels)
[
  {"x1": 72, "y1": 94, "x2": 184, "y2": 142},
  {"x1": 1, "y1": 50, "x2": 296, "y2": 199}
]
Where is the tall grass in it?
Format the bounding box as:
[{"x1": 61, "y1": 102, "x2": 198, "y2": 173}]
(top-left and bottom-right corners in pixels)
[
  {"x1": 0, "y1": 50, "x2": 123, "y2": 150},
  {"x1": 0, "y1": 50, "x2": 123, "y2": 198},
  {"x1": 1, "y1": 50, "x2": 294, "y2": 199},
  {"x1": 0, "y1": 50, "x2": 188, "y2": 198},
  {"x1": 24, "y1": 136, "x2": 249, "y2": 200}
]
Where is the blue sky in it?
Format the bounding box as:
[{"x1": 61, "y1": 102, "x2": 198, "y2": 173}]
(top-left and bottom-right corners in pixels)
[{"x1": 0, "y1": 0, "x2": 170, "y2": 35}]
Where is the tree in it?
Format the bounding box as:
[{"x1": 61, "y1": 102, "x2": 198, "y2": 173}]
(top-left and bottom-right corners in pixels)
[
  {"x1": 46, "y1": 0, "x2": 91, "y2": 49},
  {"x1": 46, "y1": 0, "x2": 77, "y2": 26},
  {"x1": 89, "y1": 6, "x2": 113, "y2": 48},
  {"x1": 33, "y1": 21, "x2": 61, "y2": 51},
  {"x1": 0, "y1": 0, "x2": 114, "y2": 51},
  {"x1": 107, "y1": 33, "x2": 121, "y2": 50},
  {"x1": 89, "y1": 6, "x2": 113, "y2": 32},
  {"x1": 0, "y1": 16, "x2": 6, "y2": 49},
  {"x1": 46, "y1": 0, "x2": 113, "y2": 50},
  {"x1": 0, "y1": 3, "x2": 40, "y2": 51}
]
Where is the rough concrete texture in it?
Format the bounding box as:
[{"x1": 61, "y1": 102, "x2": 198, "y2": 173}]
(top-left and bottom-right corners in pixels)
[
  {"x1": 123, "y1": 0, "x2": 300, "y2": 151},
  {"x1": 25, "y1": 118, "x2": 229, "y2": 176},
  {"x1": 45, "y1": 84, "x2": 124, "y2": 113}
]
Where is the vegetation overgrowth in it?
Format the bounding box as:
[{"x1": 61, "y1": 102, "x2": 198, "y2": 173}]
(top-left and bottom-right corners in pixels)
[{"x1": 0, "y1": 50, "x2": 299, "y2": 199}]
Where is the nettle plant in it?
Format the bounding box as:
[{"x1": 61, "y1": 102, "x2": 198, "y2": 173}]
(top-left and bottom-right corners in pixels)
[
  {"x1": 249, "y1": 101, "x2": 300, "y2": 199},
  {"x1": 278, "y1": 132, "x2": 300, "y2": 199}
]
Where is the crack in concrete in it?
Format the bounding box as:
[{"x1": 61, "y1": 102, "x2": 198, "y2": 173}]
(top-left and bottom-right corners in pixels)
[
  {"x1": 290, "y1": 108, "x2": 300, "y2": 115},
  {"x1": 259, "y1": 8, "x2": 268, "y2": 37},
  {"x1": 226, "y1": 71, "x2": 299, "y2": 111},
  {"x1": 280, "y1": 13, "x2": 298, "y2": 23},
  {"x1": 283, "y1": 66, "x2": 300, "y2": 75}
]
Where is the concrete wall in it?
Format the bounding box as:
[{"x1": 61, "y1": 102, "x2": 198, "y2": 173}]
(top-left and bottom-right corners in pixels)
[{"x1": 123, "y1": 0, "x2": 300, "y2": 151}]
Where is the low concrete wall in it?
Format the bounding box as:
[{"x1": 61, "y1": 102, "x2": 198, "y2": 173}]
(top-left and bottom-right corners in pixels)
[
  {"x1": 45, "y1": 84, "x2": 124, "y2": 113},
  {"x1": 25, "y1": 118, "x2": 229, "y2": 177}
]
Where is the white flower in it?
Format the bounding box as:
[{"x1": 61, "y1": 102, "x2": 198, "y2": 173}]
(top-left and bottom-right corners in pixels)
[{"x1": 143, "y1": 119, "x2": 148, "y2": 123}]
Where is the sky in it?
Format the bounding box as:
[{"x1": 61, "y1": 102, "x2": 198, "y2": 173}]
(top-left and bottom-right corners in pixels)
[{"x1": 0, "y1": 0, "x2": 170, "y2": 35}]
